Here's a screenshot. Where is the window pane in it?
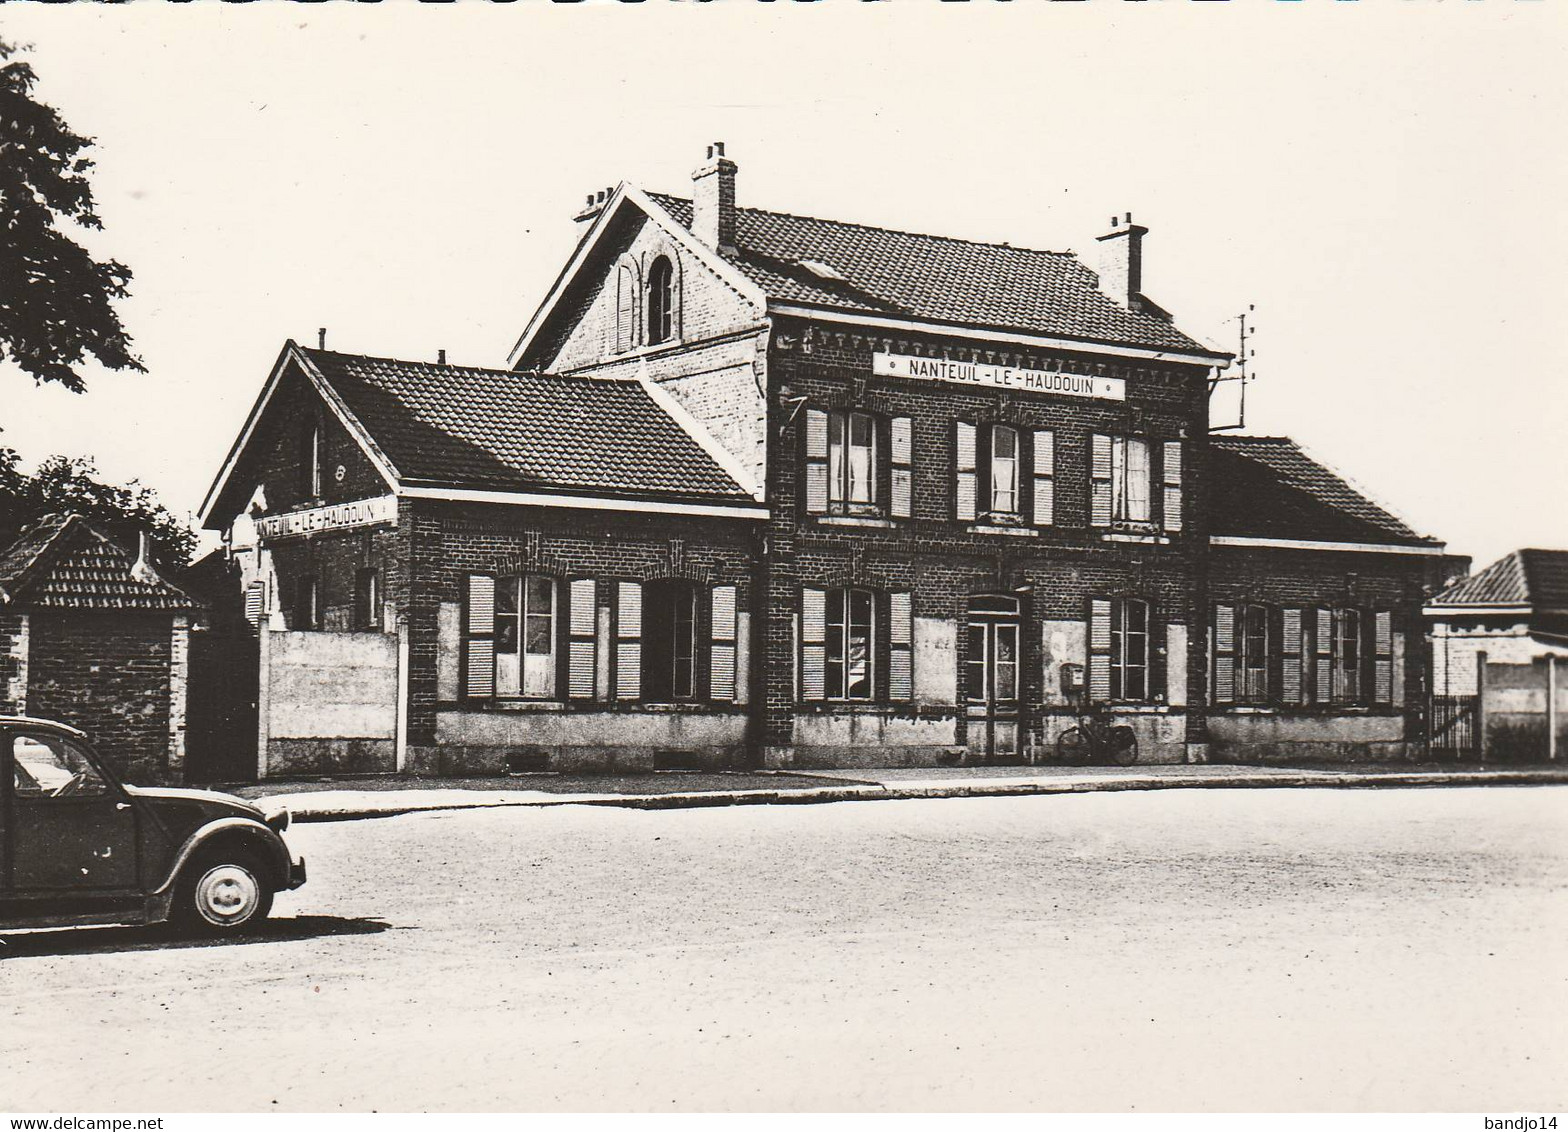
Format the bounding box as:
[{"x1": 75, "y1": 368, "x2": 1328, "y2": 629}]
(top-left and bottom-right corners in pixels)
[
  {"x1": 828, "y1": 413, "x2": 846, "y2": 503},
  {"x1": 1126, "y1": 439, "x2": 1151, "y2": 522},
  {"x1": 12, "y1": 737, "x2": 106, "y2": 797},
  {"x1": 845, "y1": 633, "x2": 871, "y2": 698},
  {"x1": 995, "y1": 625, "x2": 1018, "y2": 702},
  {"x1": 848, "y1": 414, "x2": 874, "y2": 503},
  {"x1": 967, "y1": 623, "x2": 987, "y2": 701}
]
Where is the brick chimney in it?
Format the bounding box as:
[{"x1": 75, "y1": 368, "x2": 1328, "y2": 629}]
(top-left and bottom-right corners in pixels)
[
  {"x1": 575, "y1": 186, "x2": 614, "y2": 225},
  {"x1": 1095, "y1": 212, "x2": 1148, "y2": 310},
  {"x1": 691, "y1": 142, "x2": 738, "y2": 256}
]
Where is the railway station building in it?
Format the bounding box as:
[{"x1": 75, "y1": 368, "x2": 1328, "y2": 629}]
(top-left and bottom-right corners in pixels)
[{"x1": 200, "y1": 144, "x2": 1458, "y2": 779}]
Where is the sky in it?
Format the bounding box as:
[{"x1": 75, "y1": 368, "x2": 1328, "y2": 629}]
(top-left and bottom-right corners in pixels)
[{"x1": 0, "y1": 2, "x2": 1564, "y2": 571}]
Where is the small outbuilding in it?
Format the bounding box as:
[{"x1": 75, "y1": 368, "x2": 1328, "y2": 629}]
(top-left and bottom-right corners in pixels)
[
  {"x1": 0, "y1": 514, "x2": 201, "y2": 784},
  {"x1": 1424, "y1": 548, "x2": 1568, "y2": 761}
]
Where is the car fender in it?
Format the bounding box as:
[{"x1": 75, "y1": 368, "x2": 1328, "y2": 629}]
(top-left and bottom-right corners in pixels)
[{"x1": 148, "y1": 816, "x2": 293, "y2": 901}]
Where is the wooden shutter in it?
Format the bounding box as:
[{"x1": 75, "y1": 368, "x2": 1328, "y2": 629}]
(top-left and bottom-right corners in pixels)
[
  {"x1": 890, "y1": 416, "x2": 913, "y2": 519},
  {"x1": 1088, "y1": 598, "x2": 1112, "y2": 702},
  {"x1": 888, "y1": 590, "x2": 913, "y2": 702},
  {"x1": 1212, "y1": 603, "x2": 1236, "y2": 704},
  {"x1": 1090, "y1": 433, "x2": 1113, "y2": 527},
  {"x1": 568, "y1": 578, "x2": 597, "y2": 700},
  {"x1": 1162, "y1": 440, "x2": 1183, "y2": 533},
  {"x1": 804, "y1": 409, "x2": 829, "y2": 515},
  {"x1": 1315, "y1": 608, "x2": 1334, "y2": 703},
  {"x1": 1374, "y1": 610, "x2": 1394, "y2": 704},
  {"x1": 800, "y1": 586, "x2": 827, "y2": 701},
  {"x1": 616, "y1": 581, "x2": 642, "y2": 701},
  {"x1": 1032, "y1": 428, "x2": 1055, "y2": 527},
  {"x1": 244, "y1": 580, "x2": 266, "y2": 627},
  {"x1": 464, "y1": 574, "x2": 496, "y2": 699},
  {"x1": 615, "y1": 266, "x2": 635, "y2": 353},
  {"x1": 1281, "y1": 608, "x2": 1303, "y2": 705},
  {"x1": 710, "y1": 584, "x2": 738, "y2": 702},
  {"x1": 954, "y1": 422, "x2": 977, "y2": 522}
]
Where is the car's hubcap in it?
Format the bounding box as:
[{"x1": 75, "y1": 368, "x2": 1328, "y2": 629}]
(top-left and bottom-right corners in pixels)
[{"x1": 195, "y1": 865, "x2": 260, "y2": 926}]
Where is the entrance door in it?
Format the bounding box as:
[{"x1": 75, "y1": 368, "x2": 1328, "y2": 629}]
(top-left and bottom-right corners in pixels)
[{"x1": 965, "y1": 595, "x2": 1022, "y2": 763}]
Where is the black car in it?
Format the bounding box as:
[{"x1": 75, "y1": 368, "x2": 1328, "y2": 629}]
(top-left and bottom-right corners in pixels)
[{"x1": 0, "y1": 716, "x2": 305, "y2": 934}]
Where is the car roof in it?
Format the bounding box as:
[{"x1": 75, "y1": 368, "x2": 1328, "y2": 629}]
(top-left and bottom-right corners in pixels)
[{"x1": 0, "y1": 716, "x2": 89, "y2": 739}]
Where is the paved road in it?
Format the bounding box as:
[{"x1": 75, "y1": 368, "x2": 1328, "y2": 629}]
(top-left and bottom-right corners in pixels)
[{"x1": 3, "y1": 788, "x2": 1565, "y2": 1112}]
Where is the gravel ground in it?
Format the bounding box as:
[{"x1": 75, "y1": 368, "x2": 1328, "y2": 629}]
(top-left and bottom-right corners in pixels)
[{"x1": 2, "y1": 787, "x2": 1564, "y2": 1112}]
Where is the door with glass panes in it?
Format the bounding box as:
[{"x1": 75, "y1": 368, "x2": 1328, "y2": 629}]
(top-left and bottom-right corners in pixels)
[{"x1": 965, "y1": 595, "x2": 1021, "y2": 762}]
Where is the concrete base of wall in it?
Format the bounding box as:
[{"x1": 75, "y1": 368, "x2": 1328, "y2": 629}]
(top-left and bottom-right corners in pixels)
[
  {"x1": 1215, "y1": 740, "x2": 1414, "y2": 764},
  {"x1": 407, "y1": 743, "x2": 746, "y2": 776},
  {"x1": 1206, "y1": 710, "x2": 1413, "y2": 764},
  {"x1": 266, "y1": 738, "x2": 397, "y2": 777}
]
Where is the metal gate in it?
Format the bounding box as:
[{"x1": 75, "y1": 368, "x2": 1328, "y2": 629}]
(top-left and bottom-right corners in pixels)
[
  {"x1": 185, "y1": 628, "x2": 260, "y2": 784},
  {"x1": 1428, "y1": 694, "x2": 1479, "y2": 760}
]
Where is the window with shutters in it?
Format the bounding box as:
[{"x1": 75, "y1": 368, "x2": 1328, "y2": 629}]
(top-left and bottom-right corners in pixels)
[
  {"x1": 829, "y1": 410, "x2": 877, "y2": 507},
  {"x1": 495, "y1": 575, "x2": 557, "y2": 699},
  {"x1": 642, "y1": 579, "x2": 699, "y2": 703},
  {"x1": 804, "y1": 408, "x2": 911, "y2": 519},
  {"x1": 989, "y1": 425, "x2": 1019, "y2": 516},
  {"x1": 799, "y1": 586, "x2": 909, "y2": 704},
  {"x1": 1091, "y1": 434, "x2": 1153, "y2": 527},
  {"x1": 647, "y1": 256, "x2": 675, "y2": 346},
  {"x1": 826, "y1": 588, "x2": 875, "y2": 701},
  {"x1": 1214, "y1": 602, "x2": 1271, "y2": 706},
  {"x1": 1089, "y1": 597, "x2": 1151, "y2": 702}
]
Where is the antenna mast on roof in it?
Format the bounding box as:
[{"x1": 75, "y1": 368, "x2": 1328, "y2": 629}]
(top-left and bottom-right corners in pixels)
[{"x1": 1209, "y1": 304, "x2": 1256, "y2": 433}]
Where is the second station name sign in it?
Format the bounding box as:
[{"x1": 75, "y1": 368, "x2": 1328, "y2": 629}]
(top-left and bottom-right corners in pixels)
[
  {"x1": 872, "y1": 352, "x2": 1126, "y2": 401},
  {"x1": 256, "y1": 495, "x2": 398, "y2": 541}
]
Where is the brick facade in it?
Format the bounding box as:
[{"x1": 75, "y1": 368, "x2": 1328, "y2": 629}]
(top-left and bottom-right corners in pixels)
[{"x1": 25, "y1": 612, "x2": 175, "y2": 784}]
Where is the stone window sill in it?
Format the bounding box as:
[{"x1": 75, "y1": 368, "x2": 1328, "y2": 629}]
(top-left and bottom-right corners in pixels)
[
  {"x1": 817, "y1": 515, "x2": 899, "y2": 530},
  {"x1": 968, "y1": 524, "x2": 1040, "y2": 538},
  {"x1": 1100, "y1": 531, "x2": 1171, "y2": 545}
]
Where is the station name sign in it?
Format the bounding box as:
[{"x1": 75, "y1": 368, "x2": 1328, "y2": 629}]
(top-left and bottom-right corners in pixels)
[
  {"x1": 256, "y1": 495, "x2": 398, "y2": 541},
  {"x1": 872, "y1": 352, "x2": 1125, "y2": 401}
]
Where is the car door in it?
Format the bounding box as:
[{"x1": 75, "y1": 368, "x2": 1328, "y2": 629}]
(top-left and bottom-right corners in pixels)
[{"x1": 6, "y1": 729, "x2": 140, "y2": 903}]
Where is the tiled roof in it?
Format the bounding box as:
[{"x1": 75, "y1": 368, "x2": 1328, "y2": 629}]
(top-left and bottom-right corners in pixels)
[
  {"x1": 1433, "y1": 549, "x2": 1568, "y2": 611},
  {"x1": 1208, "y1": 437, "x2": 1437, "y2": 547},
  {"x1": 300, "y1": 347, "x2": 752, "y2": 502},
  {"x1": 646, "y1": 193, "x2": 1214, "y2": 356},
  {"x1": 0, "y1": 514, "x2": 199, "y2": 611}
]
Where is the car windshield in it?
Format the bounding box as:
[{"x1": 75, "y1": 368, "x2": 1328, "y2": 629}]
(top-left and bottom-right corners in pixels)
[{"x1": 11, "y1": 734, "x2": 108, "y2": 798}]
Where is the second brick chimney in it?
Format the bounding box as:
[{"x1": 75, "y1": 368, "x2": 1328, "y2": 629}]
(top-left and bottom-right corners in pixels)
[
  {"x1": 1095, "y1": 212, "x2": 1148, "y2": 310},
  {"x1": 691, "y1": 142, "x2": 738, "y2": 256}
]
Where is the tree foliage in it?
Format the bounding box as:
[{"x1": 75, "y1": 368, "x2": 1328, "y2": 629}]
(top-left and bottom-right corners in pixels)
[
  {"x1": 0, "y1": 445, "x2": 195, "y2": 568},
  {"x1": 0, "y1": 39, "x2": 141, "y2": 393}
]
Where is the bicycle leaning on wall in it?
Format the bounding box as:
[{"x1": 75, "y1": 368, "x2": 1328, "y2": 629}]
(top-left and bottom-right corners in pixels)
[{"x1": 1054, "y1": 679, "x2": 1140, "y2": 766}]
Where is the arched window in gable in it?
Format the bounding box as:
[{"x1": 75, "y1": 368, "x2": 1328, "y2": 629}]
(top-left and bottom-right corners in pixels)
[{"x1": 647, "y1": 255, "x2": 675, "y2": 346}]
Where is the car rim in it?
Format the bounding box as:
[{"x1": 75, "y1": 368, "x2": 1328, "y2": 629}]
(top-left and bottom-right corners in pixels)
[{"x1": 194, "y1": 864, "x2": 261, "y2": 926}]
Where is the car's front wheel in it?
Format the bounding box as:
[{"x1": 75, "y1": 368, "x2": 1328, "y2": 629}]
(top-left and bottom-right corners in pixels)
[{"x1": 174, "y1": 852, "x2": 274, "y2": 934}]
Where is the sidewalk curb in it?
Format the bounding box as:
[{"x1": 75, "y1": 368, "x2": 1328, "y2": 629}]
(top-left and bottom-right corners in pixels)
[{"x1": 266, "y1": 768, "x2": 1568, "y2": 823}]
